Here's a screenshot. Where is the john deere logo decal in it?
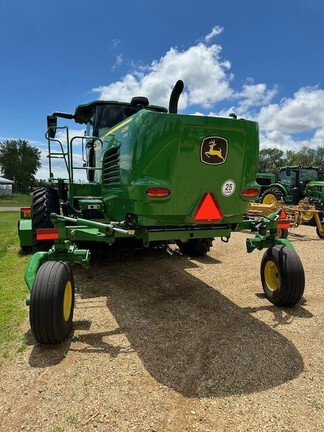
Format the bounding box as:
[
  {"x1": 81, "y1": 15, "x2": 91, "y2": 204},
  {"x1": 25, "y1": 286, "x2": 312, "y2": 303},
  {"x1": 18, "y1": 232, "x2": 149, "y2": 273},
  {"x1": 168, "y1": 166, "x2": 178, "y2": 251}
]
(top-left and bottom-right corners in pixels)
[{"x1": 200, "y1": 136, "x2": 228, "y2": 165}]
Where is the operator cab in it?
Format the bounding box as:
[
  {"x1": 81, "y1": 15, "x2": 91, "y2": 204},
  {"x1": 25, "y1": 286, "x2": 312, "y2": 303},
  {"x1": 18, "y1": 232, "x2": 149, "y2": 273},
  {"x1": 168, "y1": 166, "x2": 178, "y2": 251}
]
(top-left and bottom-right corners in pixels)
[
  {"x1": 280, "y1": 166, "x2": 319, "y2": 187},
  {"x1": 73, "y1": 99, "x2": 167, "y2": 182},
  {"x1": 46, "y1": 97, "x2": 168, "y2": 184},
  {"x1": 280, "y1": 166, "x2": 321, "y2": 204},
  {"x1": 74, "y1": 97, "x2": 167, "y2": 137}
]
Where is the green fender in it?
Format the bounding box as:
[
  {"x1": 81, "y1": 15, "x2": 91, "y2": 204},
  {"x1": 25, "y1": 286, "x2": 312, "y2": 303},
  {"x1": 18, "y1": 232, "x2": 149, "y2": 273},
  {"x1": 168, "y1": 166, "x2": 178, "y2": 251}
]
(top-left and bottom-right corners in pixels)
[
  {"x1": 265, "y1": 183, "x2": 289, "y2": 197},
  {"x1": 18, "y1": 218, "x2": 32, "y2": 249},
  {"x1": 276, "y1": 238, "x2": 295, "y2": 250},
  {"x1": 25, "y1": 251, "x2": 49, "y2": 294}
]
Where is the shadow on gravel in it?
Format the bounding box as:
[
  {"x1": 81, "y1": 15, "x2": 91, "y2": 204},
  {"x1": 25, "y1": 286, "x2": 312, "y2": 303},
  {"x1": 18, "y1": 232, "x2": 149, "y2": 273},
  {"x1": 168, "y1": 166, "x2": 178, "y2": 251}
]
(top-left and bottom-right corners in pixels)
[
  {"x1": 28, "y1": 338, "x2": 72, "y2": 367},
  {"x1": 244, "y1": 297, "x2": 313, "y2": 328},
  {"x1": 289, "y1": 232, "x2": 322, "y2": 242},
  {"x1": 58, "y1": 246, "x2": 305, "y2": 398},
  {"x1": 27, "y1": 320, "x2": 94, "y2": 367}
]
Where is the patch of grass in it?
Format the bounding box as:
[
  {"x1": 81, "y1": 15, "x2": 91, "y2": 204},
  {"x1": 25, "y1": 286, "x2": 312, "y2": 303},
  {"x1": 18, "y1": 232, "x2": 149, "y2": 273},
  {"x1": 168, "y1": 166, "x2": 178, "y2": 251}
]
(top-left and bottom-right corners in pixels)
[
  {"x1": 0, "y1": 193, "x2": 32, "y2": 207},
  {"x1": 65, "y1": 415, "x2": 79, "y2": 426},
  {"x1": 0, "y1": 212, "x2": 29, "y2": 363},
  {"x1": 49, "y1": 427, "x2": 65, "y2": 432}
]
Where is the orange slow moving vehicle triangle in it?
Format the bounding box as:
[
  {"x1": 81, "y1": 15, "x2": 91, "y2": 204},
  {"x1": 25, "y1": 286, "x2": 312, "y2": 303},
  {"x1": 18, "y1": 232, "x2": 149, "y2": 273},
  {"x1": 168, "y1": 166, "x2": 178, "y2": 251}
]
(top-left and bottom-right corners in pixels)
[
  {"x1": 194, "y1": 192, "x2": 223, "y2": 222},
  {"x1": 278, "y1": 209, "x2": 290, "y2": 229}
]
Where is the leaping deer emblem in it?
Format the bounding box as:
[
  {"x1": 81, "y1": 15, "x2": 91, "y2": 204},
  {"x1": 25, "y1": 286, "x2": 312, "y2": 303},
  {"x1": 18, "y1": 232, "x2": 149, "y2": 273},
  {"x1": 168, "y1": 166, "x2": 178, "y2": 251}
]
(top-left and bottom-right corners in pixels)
[{"x1": 205, "y1": 139, "x2": 225, "y2": 161}]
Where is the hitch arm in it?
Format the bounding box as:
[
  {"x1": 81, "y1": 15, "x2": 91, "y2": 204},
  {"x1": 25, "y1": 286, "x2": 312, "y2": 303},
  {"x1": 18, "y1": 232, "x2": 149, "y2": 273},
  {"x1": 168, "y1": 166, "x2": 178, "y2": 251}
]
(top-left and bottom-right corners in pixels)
[
  {"x1": 245, "y1": 209, "x2": 295, "y2": 253},
  {"x1": 51, "y1": 214, "x2": 135, "y2": 237}
]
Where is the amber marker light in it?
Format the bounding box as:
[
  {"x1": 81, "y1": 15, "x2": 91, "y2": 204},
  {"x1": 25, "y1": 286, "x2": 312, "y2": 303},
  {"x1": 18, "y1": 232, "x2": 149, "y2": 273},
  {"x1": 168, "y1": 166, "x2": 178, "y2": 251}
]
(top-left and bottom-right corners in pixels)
[{"x1": 146, "y1": 188, "x2": 170, "y2": 197}]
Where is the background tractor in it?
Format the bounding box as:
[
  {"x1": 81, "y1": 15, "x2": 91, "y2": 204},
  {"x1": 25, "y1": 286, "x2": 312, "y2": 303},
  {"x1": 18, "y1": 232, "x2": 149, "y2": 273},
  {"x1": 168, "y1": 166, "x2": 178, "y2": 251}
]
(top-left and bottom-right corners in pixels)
[
  {"x1": 258, "y1": 165, "x2": 324, "y2": 225},
  {"x1": 18, "y1": 81, "x2": 305, "y2": 345}
]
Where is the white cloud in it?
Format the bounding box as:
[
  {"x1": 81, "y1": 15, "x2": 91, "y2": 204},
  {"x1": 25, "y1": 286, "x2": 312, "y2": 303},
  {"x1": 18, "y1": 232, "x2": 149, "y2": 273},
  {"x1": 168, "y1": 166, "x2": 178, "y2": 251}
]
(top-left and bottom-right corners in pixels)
[
  {"x1": 93, "y1": 42, "x2": 233, "y2": 109},
  {"x1": 112, "y1": 54, "x2": 123, "y2": 71},
  {"x1": 93, "y1": 28, "x2": 285, "y2": 116},
  {"x1": 235, "y1": 83, "x2": 278, "y2": 109},
  {"x1": 55, "y1": 128, "x2": 85, "y2": 146},
  {"x1": 213, "y1": 85, "x2": 324, "y2": 152},
  {"x1": 312, "y1": 127, "x2": 324, "y2": 146},
  {"x1": 204, "y1": 26, "x2": 224, "y2": 43},
  {"x1": 112, "y1": 39, "x2": 120, "y2": 48},
  {"x1": 259, "y1": 130, "x2": 303, "y2": 151},
  {"x1": 48, "y1": 27, "x2": 324, "y2": 161},
  {"x1": 257, "y1": 87, "x2": 324, "y2": 134},
  {"x1": 259, "y1": 127, "x2": 324, "y2": 153}
]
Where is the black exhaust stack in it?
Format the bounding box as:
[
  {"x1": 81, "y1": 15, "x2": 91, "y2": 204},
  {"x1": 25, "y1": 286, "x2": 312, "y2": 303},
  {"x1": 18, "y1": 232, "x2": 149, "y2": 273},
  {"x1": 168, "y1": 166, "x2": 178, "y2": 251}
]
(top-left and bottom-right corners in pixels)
[{"x1": 168, "y1": 80, "x2": 184, "y2": 114}]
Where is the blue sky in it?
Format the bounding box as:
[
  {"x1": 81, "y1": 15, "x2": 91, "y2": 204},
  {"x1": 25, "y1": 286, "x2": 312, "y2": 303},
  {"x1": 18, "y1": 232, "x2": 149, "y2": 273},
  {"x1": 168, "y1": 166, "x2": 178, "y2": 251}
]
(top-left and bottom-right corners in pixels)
[{"x1": 1, "y1": 0, "x2": 323, "y2": 179}]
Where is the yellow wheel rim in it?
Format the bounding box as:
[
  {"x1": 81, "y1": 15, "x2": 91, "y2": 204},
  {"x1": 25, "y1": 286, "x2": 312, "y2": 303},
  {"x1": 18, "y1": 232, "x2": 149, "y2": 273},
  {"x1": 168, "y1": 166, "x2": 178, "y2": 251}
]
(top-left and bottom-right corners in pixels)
[
  {"x1": 63, "y1": 281, "x2": 73, "y2": 321},
  {"x1": 301, "y1": 211, "x2": 314, "y2": 222},
  {"x1": 262, "y1": 194, "x2": 279, "y2": 205},
  {"x1": 264, "y1": 260, "x2": 279, "y2": 292}
]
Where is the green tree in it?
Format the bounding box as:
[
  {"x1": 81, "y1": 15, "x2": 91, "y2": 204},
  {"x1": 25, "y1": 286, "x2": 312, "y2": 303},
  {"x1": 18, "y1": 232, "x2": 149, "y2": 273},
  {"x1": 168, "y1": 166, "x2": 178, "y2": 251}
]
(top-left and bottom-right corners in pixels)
[
  {"x1": 257, "y1": 148, "x2": 286, "y2": 176},
  {"x1": 313, "y1": 146, "x2": 324, "y2": 170},
  {"x1": 0, "y1": 139, "x2": 41, "y2": 193},
  {"x1": 285, "y1": 149, "x2": 299, "y2": 166},
  {"x1": 291, "y1": 146, "x2": 316, "y2": 166}
]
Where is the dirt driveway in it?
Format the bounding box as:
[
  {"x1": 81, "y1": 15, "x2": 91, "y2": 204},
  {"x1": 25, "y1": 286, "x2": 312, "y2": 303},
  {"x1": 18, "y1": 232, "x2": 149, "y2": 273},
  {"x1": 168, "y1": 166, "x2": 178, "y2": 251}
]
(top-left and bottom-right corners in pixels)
[
  {"x1": 0, "y1": 226, "x2": 323, "y2": 431},
  {"x1": 0, "y1": 207, "x2": 21, "y2": 212}
]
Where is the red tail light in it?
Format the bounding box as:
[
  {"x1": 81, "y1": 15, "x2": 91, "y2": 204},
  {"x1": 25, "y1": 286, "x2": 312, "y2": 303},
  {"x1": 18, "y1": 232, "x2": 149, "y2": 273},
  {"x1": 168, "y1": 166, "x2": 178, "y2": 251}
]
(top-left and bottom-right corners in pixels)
[
  {"x1": 194, "y1": 193, "x2": 223, "y2": 222},
  {"x1": 20, "y1": 207, "x2": 31, "y2": 216},
  {"x1": 242, "y1": 188, "x2": 259, "y2": 198},
  {"x1": 36, "y1": 228, "x2": 59, "y2": 240},
  {"x1": 146, "y1": 188, "x2": 170, "y2": 197}
]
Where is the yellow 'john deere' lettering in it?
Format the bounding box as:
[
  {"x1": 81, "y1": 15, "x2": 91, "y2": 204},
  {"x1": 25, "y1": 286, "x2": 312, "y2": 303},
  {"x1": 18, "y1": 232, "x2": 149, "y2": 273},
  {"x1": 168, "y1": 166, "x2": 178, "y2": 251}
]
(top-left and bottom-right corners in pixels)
[{"x1": 104, "y1": 117, "x2": 133, "y2": 137}]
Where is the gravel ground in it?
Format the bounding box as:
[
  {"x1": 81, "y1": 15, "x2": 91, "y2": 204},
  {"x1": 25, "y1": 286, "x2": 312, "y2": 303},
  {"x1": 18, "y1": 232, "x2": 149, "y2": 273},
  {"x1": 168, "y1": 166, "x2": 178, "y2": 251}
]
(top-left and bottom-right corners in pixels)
[
  {"x1": 0, "y1": 207, "x2": 21, "y2": 212},
  {"x1": 0, "y1": 225, "x2": 323, "y2": 432}
]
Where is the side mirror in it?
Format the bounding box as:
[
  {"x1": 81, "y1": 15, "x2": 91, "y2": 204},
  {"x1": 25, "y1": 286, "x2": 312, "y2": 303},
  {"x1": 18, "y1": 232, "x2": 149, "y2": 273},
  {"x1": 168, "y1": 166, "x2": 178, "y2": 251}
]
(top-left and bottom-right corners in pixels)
[{"x1": 47, "y1": 115, "x2": 57, "y2": 138}]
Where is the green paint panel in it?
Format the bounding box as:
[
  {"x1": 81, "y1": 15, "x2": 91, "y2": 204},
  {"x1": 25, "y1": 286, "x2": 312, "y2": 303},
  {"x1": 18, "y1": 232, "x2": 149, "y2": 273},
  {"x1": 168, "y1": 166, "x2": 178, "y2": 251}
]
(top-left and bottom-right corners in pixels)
[
  {"x1": 101, "y1": 110, "x2": 259, "y2": 227},
  {"x1": 18, "y1": 218, "x2": 32, "y2": 248}
]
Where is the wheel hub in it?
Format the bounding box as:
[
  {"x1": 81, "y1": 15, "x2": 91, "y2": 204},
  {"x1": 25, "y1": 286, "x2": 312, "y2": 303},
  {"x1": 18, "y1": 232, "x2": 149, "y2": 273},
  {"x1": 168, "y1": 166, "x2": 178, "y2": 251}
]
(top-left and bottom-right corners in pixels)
[
  {"x1": 264, "y1": 260, "x2": 279, "y2": 291},
  {"x1": 263, "y1": 194, "x2": 278, "y2": 205},
  {"x1": 63, "y1": 281, "x2": 73, "y2": 321}
]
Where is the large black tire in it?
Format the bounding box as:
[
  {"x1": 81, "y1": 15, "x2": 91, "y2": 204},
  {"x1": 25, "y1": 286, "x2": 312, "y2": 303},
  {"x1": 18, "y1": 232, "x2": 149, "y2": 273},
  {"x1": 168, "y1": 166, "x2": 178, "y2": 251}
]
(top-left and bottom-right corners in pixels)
[
  {"x1": 30, "y1": 261, "x2": 75, "y2": 344},
  {"x1": 316, "y1": 226, "x2": 324, "y2": 239},
  {"x1": 277, "y1": 227, "x2": 288, "y2": 239},
  {"x1": 301, "y1": 197, "x2": 324, "y2": 226},
  {"x1": 32, "y1": 187, "x2": 60, "y2": 252},
  {"x1": 260, "y1": 187, "x2": 285, "y2": 205},
  {"x1": 177, "y1": 238, "x2": 214, "y2": 257},
  {"x1": 260, "y1": 245, "x2": 305, "y2": 307}
]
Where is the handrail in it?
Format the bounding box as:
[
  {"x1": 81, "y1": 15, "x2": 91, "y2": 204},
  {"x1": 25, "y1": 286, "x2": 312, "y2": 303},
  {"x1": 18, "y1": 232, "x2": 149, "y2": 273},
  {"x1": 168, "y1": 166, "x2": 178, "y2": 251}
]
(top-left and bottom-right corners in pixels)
[
  {"x1": 70, "y1": 135, "x2": 103, "y2": 185},
  {"x1": 45, "y1": 126, "x2": 69, "y2": 177}
]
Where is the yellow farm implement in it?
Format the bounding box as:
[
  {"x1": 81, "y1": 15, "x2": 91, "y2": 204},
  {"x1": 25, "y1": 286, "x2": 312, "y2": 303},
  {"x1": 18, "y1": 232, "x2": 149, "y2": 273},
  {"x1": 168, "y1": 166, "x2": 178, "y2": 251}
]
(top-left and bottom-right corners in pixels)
[{"x1": 247, "y1": 199, "x2": 324, "y2": 239}]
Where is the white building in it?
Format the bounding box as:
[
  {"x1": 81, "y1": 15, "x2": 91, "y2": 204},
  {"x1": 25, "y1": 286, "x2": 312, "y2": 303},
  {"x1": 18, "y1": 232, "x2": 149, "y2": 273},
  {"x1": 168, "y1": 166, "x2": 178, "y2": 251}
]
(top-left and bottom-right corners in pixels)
[{"x1": 0, "y1": 177, "x2": 14, "y2": 195}]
